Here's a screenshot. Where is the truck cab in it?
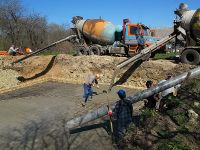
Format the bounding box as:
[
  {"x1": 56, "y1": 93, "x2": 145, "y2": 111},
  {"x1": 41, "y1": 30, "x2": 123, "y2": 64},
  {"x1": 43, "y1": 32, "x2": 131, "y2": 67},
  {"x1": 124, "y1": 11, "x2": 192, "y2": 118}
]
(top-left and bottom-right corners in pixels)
[{"x1": 123, "y1": 19, "x2": 159, "y2": 55}]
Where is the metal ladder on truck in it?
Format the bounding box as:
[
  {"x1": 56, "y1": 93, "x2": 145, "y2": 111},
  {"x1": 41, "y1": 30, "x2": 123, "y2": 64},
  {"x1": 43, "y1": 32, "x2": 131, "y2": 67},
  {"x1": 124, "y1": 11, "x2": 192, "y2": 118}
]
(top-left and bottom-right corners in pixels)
[{"x1": 109, "y1": 32, "x2": 178, "y2": 91}]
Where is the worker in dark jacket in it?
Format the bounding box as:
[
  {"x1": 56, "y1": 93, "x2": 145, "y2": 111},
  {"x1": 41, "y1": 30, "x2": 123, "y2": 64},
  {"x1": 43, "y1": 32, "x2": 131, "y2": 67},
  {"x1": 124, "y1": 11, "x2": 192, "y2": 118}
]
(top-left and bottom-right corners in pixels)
[
  {"x1": 144, "y1": 80, "x2": 159, "y2": 109},
  {"x1": 136, "y1": 33, "x2": 146, "y2": 51},
  {"x1": 82, "y1": 73, "x2": 100, "y2": 106},
  {"x1": 113, "y1": 89, "x2": 133, "y2": 141}
]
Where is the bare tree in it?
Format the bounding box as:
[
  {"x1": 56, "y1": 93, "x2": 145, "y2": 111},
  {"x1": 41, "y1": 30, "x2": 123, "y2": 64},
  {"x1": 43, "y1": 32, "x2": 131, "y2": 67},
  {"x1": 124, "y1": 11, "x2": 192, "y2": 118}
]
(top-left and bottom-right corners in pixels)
[
  {"x1": 23, "y1": 14, "x2": 48, "y2": 50},
  {"x1": 0, "y1": 0, "x2": 48, "y2": 50},
  {"x1": 0, "y1": 0, "x2": 24, "y2": 46},
  {"x1": 0, "y1": 0, "x2": 73, "y2": 53}
]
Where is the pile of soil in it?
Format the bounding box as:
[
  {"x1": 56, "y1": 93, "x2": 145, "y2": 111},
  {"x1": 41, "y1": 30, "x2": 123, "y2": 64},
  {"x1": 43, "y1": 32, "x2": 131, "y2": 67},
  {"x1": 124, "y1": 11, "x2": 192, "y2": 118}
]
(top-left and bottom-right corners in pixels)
[{"x1": 0, "y1": 54, "x2": 196, "y2": 89}]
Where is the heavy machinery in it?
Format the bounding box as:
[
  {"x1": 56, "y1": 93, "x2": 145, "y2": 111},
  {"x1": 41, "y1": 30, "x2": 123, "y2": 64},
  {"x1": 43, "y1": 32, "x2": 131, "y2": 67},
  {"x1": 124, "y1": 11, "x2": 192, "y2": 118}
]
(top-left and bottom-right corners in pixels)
[
  {"x1": 175, "y1": 3, "x2": 200, "y2": 65},
  {"x1": 65, "y1": 3, "x2": 200, "y2": 129},
  {"x1": 109, "y1": 3, "x2": 200, "y2": 89},
  {"x1": 12, "y1": 3, "x2": 200, "y2": 68},
  {"x1": 71, "y1": 16, "x2": 160, "y2": 56},
  {"x1": 11, "y1": 19, "x2": 160, "y2": 63}
]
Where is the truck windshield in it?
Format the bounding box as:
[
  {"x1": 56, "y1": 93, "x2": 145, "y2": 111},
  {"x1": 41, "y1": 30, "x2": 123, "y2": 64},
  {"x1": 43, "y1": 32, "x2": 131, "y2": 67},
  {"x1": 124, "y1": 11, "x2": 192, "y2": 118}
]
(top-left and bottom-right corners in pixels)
[
  {"x1": 142, "y1": 27, "x2": 150, "y2": 36},
  {"x1": 130, "y1": 26, "x2": 139, "y2": 35}
]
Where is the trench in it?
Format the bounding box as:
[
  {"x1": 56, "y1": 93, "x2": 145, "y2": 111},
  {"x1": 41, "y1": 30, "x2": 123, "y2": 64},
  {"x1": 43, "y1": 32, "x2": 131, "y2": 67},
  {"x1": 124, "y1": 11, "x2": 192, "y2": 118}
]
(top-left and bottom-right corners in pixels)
[{"x1": 0, "y1": 81, "x2": 142, "y2": 150}]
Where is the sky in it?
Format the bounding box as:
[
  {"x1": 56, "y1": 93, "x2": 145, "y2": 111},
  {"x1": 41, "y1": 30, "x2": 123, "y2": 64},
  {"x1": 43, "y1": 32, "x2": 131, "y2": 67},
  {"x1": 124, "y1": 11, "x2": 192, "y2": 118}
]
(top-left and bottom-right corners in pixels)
[{"x1": 21, "y1": 0, "x2": 199, "y2": 28}]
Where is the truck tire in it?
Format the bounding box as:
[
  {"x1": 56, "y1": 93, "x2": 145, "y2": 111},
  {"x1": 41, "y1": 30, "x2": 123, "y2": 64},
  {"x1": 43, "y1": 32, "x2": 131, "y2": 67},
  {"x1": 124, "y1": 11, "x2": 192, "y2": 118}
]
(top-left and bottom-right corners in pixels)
[
  {"x1": 89, "y1": 45, "x2": 100, "y2": 55},
  {"x1": 76, "y1": 46, "x2": 87, "y2": 56},
  {"x1": 180, "y1": 49, "x2": 200, "y2": 65}
]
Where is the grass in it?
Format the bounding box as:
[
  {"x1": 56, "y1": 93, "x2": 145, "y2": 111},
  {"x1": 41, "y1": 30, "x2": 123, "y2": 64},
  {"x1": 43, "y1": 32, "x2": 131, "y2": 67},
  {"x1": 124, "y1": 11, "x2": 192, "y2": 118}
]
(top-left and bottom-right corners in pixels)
[
  {"x1": 140, "y1": 109, "x2": 157, "y2": 122},
  {"x1": 157, "y1": 130, "x2": 175, "y2": 138},
  {"x1": 40, "y1": 49, "x2": 76, "y2": 56},
  {"x1": 0, "y1": 44, "x2": 4, "y2": 50},
  {"x1": 153, "y1": 52, "x2": 177, "y2": 60},
  {"x1": 158, "y1": 140, "x2": 191, "y2": 150}
]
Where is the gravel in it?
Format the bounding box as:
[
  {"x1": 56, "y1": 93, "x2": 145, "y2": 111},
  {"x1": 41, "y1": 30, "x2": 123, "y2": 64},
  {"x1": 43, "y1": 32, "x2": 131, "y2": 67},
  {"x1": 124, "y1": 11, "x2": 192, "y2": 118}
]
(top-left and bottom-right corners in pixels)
[{"x1": 0, "y1": 69, "x2": 20, "y2": 89}]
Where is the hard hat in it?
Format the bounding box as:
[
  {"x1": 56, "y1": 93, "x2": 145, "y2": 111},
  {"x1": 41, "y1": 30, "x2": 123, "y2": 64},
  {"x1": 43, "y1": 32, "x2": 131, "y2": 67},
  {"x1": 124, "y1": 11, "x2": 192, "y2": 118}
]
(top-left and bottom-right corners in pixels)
[{"x1": 117, "y1": 89, "x2": 126, "y2": 98}]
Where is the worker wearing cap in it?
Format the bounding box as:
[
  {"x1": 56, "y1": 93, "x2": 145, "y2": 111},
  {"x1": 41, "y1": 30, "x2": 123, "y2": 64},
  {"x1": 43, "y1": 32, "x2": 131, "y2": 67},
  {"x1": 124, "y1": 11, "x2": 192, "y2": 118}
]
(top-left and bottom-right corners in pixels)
[
  {"x1": 82, "y1": 73, "x2": 100, "y2": 106},
  {"x1": 144, "y1": 80, "x2": 160, "y2": 109},
  {"x1": 113, "y1": 89, "x2": 133, "y2": 142},
  {"x1": 136, "y1": 33, "x2": 146, "y2": 52}
]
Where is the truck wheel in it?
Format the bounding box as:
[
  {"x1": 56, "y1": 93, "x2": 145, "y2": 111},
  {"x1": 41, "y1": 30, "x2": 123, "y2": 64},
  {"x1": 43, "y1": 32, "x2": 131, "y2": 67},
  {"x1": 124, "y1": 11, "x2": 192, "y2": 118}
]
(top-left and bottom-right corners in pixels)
[
  {"x1": 89, "y1": 46, "x2": 100, "y2": 55},
  {"x1": 76, "y1": 46, "x2": 87, "y2": 56},
  {"x1": 180, "y1": 49, "x2": 200, "y2": 65}
]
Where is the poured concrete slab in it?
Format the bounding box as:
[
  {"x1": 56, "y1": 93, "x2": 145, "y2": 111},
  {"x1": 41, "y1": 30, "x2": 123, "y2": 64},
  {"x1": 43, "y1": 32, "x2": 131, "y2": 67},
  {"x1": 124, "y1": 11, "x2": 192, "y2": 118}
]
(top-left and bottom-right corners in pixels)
[{"x1": 0, "y1": 81, "x2": 140, "y2": 150}]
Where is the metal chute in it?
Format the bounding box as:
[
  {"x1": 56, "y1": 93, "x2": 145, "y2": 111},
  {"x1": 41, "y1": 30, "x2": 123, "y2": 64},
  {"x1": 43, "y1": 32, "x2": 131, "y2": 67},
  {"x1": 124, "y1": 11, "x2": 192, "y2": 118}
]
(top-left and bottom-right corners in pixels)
[
  {"x1": 12, "y1": 35, "x2": 77, "y2": 64},
  {"x1": 109, "y1": 32, "x2": 178, "y2": 91}
]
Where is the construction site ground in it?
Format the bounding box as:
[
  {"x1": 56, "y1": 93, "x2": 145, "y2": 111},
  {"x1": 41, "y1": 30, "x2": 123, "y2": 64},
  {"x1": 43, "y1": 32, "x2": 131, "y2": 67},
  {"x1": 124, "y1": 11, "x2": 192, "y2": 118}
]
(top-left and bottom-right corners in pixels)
[
  {"x1": 0, "y1": 54, "x2": 196, "y2": 149},
  {"x1": 0, "y1": 81, "x2": 142, "y2": 150}
]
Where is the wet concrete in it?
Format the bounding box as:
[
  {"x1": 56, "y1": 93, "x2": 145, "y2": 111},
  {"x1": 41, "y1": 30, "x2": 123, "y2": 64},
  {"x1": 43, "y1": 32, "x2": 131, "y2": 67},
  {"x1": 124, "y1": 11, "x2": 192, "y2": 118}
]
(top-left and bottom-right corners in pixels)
[{"x1": 0, "y1": 81, "x2": 141, "y2": 150}]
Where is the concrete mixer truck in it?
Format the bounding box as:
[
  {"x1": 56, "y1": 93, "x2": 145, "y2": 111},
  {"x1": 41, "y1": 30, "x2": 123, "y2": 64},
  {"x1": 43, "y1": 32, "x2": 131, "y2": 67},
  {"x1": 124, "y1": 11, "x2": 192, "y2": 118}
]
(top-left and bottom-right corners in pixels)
[
  {"x1": 108, "y1": 3, "x2": 200, "y2": 89},
  {"x1": 71, "y1": 16, "x2": 160, "y2": 56},
  {"x1": 12, "y1": 3, "x2": 200, "y2": 66},
  {"x1": 174, "y1": 3, "x2": 200, "y2": 65}
]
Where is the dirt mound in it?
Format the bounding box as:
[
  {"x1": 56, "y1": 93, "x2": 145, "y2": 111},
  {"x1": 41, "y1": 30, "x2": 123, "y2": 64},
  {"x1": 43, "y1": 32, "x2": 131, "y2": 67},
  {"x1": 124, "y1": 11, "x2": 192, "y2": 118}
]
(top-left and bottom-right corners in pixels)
[{"x1": 0, "y1": 54, "x2": 196, "y2": 89}]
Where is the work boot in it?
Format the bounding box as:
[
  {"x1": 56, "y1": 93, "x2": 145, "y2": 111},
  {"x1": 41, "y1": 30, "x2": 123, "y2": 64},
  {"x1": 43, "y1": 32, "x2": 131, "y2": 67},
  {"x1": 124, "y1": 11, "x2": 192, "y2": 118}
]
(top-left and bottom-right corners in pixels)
[
  {"x1": 88, "y1": 96, "x2": 93, "y2": 101},
  {"x1": 81, "y1": 101, "x2": 86, "y2": 106}
]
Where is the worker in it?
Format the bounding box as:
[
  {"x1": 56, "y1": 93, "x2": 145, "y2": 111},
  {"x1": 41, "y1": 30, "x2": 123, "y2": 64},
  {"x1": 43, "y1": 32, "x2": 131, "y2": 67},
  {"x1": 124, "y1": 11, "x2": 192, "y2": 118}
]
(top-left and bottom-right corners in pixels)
[
  {"x1": 24, "y1": 47, "x2": 32, "y2": 54},
  {"x1": 156, "y1": 74, "x2": 177, "y2": 112},
  {"x1": 8, "y1": 44, "x2": 17, "y2": 56},
  {"x1": 82, "y1": 73, "x2": 100, "y2": 106},
  {"x1": 144, "y1": 80, "x2": 160, "y2": 109},
  {"x1": 136, "y1": 33, "x2": 146, "y2": 52},
  {"x1": 113, "y1": 89, "x2": 133, "y2": 142}
]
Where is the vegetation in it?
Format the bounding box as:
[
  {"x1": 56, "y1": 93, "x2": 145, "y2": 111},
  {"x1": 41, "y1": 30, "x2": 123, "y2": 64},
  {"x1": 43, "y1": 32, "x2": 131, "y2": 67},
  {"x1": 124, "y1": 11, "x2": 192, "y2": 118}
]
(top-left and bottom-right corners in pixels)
[
  {"x1": 140, "y1": 109, "x2": 157, "y2": 122},
  {"x1": 40, "y1": 48, "x2": 75, "y2": 56},
  {"x1": 153, "y1": 52, "x2": 177, "y2": 60},
  {"x1": 0, "y1": 0, "x2": 74, "y2": 54},
  {"x1": 121, "y1": 77, "x2": 200, "y2": 149},
  {"x1": 157, "y1": 140, "x2": 191, "y2": 150}
]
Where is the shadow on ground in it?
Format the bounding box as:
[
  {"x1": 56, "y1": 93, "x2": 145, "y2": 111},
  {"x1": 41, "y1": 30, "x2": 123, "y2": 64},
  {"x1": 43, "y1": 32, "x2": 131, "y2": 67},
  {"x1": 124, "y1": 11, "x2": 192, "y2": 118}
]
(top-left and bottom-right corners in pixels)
[{"x1": 17, "y1": 56, "x2": 56, "y2": 82}]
